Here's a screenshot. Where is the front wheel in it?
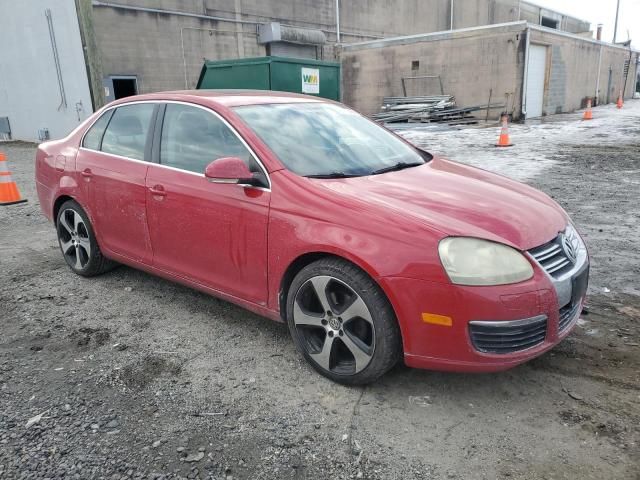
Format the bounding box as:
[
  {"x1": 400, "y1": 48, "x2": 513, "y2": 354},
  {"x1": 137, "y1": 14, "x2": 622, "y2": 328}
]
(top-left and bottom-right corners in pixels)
[
  {"x1": 286, "y1": 258, "x2": 402, "y2": 385},
  {"x1": 56, "y1": 200, "x2": 116, "y2": 277}
]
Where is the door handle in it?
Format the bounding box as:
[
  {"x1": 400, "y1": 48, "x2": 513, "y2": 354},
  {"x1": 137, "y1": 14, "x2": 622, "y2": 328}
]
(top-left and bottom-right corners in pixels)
[
  {"x1": 149, "y1": 185, "x2": 167, "y2": 197},
  {"x1": 81, "y1": 168, "x2": 93, "y2": 179}
]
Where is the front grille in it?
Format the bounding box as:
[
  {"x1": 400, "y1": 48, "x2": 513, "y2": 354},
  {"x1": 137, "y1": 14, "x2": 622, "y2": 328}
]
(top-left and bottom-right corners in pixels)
[
  {"x1": 469, "y1": 315, "x2": 547, "y2": 354},
  {"x1": 559, "y1": 303, "x2": 580, "y2": 331},
  {"x1": 528, "y1": 234, "x2": 575, "y2": 278}
]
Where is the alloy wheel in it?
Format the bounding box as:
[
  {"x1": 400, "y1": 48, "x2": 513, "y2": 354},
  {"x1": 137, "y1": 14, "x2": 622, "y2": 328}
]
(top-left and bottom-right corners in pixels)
[
  {"x1": 57, "y1": 208, "x2": 92, "y2": 270},
  {"x1": 293, "y1": 275, "x2": 375, "y2": 375}
]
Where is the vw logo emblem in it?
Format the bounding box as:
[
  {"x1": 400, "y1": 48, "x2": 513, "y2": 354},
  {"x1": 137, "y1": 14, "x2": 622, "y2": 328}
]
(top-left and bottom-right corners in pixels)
[
  {"x1": 561, "y1": 234, "x2": 577, "y2": 264},
  {"x1": 329, "y1": 317, "x2": 341, "y2": 330}
]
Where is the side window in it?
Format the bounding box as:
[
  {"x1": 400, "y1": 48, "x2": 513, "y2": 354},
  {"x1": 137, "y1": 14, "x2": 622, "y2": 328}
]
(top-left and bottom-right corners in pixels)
[
  {"x1": 160, "y1": 104, "x2": 256, "y2": 174},
  {"x1": 101, "y1": 104, "x2": 155, "y2": 161},
  {"x1": 82, "y1": 110, "x2": 113, "y2": 150}
]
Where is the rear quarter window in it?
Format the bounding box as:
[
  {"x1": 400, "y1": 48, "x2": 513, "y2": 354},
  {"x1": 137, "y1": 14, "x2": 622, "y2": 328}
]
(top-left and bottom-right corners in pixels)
[{"x1": 82, "y1": 110, "x2": 113, "y2": 150}]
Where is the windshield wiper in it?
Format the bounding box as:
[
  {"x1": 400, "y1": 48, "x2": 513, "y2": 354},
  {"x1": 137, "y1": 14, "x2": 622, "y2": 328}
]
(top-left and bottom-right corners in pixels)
[
  {"x1": 371, "y1": 161, "x2": 424, "y2": 175},
  {"x1": 305, "y1": 172, "x2": 363, "y2": 179}
]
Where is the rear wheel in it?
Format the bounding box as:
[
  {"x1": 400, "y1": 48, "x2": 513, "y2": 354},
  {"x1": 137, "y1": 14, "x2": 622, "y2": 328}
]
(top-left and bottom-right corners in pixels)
[
  {"x1": 286, "y1": 258, "x2": 402, "y2": 385},
  {"x1": 56, "y1": 200, "x2": 115, "y2": 277}
]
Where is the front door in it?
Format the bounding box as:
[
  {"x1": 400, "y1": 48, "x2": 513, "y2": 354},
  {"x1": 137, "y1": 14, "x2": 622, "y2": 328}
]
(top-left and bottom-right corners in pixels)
[
  {"x1": 145, "y1": 103, "x2": 270, "y2": 304},
  {"x1": 76, "y1": 102, "x2": 156, "y2": 263}
]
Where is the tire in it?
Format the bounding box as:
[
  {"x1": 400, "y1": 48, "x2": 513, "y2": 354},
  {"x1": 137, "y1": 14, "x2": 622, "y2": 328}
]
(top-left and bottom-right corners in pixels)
[
  {"x1": 286, "y1": 257, "x2": 402, "y2": 385},
  {"x1": 56, "y1": 200, "x2": 116, "y2": 277}
]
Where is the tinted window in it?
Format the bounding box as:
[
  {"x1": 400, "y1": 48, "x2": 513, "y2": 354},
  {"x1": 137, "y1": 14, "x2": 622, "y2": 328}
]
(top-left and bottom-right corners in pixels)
[
  {"x1": 234, "y1": 103, "x2": 426, "y2": 177},
  {"x1": 160, "y1": 104, "x2": 254, "y2": 174},
  {"x1": 82, "y1": 110, "x2": 113, "y2": 150},
  {"x1": 101, "y1": 104, "x2": 155, "y2": 161}
]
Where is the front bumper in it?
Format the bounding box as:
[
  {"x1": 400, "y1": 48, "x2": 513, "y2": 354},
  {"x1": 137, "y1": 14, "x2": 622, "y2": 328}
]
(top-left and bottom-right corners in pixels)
[{"x1": 380, "y1": 249, "x2": 589, "y2": 373}]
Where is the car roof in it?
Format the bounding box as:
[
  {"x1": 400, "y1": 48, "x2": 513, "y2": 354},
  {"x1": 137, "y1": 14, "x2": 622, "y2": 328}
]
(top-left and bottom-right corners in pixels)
[{"x1": 110, "y1": 90, "x2": 329, "y2": 108}]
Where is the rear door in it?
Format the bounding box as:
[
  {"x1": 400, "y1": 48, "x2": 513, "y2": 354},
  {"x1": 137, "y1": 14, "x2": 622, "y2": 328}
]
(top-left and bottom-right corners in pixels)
[
  {"x1": 145, "y1": 102, "x2": 270, "y2": 304},
  {"x1": 76, "y1": 103, "x2": 157, "y2": 263}
]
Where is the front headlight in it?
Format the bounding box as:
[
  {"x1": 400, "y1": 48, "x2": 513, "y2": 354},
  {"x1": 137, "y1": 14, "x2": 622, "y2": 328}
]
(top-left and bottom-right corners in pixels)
[{"x1": 438, "y1": 237, "x2": 534, "y2": 286}]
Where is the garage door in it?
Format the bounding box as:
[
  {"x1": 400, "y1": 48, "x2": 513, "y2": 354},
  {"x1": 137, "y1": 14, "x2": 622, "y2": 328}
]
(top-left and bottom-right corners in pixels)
[{"x1": 526, "y1": 45, "x2": 547, "y2": 118}]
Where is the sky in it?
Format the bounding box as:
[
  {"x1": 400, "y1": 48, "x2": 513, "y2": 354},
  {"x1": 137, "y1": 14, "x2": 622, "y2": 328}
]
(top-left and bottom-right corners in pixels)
[{"x1": 530, "y1": 0, "x2": 640, "y2": 47}]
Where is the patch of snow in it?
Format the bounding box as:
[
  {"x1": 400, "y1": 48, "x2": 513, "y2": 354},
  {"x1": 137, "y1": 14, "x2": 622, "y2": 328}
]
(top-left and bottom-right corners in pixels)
[{"x1": 391, "y1": 100, "x2": 640, "y2": 182}]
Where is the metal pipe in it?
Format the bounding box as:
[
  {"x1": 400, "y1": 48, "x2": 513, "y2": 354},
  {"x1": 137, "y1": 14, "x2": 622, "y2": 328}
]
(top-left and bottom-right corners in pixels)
[
  {"x1": 335, "y1": 0, "x2": 341, "y2": 43},
  {"x1": 401, "y1": 75, "x2": 445, "y2": 96},
  {"x1": 180, "y1": 27, "x2": 188, "y2": 89},
  {"x1": 45, "y1": 9, "x2": 67, "y2": 111},
  {"x1": 521, "y1": 25, "x2": 531, "y2": 118},
  {"x1": 92, "y1": 0, "x2": 259, "y2": 25},
  {"x1": 613, "y1": 0, "x2": 620, "y2": 43},
  {"x1": 450, "y1": 0, "x2": 454, "y2": 30},
  {"x1": 635, "y1": 55, "x2": 640, "y2": 96},
  {"x1": 622, "y1": 49, "x2": 633, "y2": 98},
  {"x1": 234, "y1": 0, "x2": 245, "y2": 58},
  {"x1": 595, "y1": 44, "x2": 603, "y2": 104}
]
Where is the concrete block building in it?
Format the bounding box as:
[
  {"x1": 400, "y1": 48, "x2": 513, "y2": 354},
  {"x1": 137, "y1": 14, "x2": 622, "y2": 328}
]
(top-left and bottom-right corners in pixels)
[
  {"x1": 342, "y1": 22, "x2": 639, "y2": 120},
  {"x1": 81, "y1": 0, "x2": 594, "y2": 106},
  {"x1": 0, "y1": 0, "x2": 638, "y2": 141}
]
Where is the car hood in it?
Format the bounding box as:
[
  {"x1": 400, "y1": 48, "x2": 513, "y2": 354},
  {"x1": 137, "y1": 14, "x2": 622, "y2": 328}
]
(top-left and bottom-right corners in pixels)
[{"x1": 316, "y1": 157, "x2": 567, "y2": 250}]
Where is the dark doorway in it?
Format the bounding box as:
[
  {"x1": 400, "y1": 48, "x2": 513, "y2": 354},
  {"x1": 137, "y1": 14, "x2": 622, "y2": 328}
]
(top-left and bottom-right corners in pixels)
[
  {"x1": 112, "y1": 78, "x2": 138, "y2": 99},
  {"x1": 541, "y1": 17, "x2": 558, "y2": 29}
]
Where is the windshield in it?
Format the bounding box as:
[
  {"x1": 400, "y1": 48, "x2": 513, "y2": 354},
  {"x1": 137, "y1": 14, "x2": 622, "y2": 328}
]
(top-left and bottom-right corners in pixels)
[{"x1": 233, "y1": 103, "x2": 428, "y2": 177}]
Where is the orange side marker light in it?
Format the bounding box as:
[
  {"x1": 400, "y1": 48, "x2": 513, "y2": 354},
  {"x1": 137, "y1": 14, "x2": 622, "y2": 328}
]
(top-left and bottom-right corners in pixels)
[{"x1": 422, "y1": 313, "x2": 453, "y2": 327}]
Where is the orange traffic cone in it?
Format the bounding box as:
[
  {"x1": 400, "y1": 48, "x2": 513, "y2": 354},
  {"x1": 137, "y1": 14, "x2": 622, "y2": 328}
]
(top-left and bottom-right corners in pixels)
[
  {"x1": 616, "y1": 92, "x2": 623, "y2": 109},
  {"x1": 0, "y1": 153, "x2": 27, "y2": 206},
  {"x1": 583, "y1": 98, "x2": 593, "y2": 120},
  {"x1": 495, "y1": 114, "x2": 513, "y2": 147}
]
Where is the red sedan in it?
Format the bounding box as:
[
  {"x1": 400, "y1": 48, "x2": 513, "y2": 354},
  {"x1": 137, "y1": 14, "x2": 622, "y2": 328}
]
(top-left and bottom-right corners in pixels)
[{"x1": 35, "y1": 91, "x2": 589, "y2": 384}]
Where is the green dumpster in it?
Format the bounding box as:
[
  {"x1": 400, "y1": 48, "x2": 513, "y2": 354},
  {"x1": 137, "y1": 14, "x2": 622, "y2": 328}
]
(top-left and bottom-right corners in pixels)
[{"x1": 196, "y1": 56, "x2": 340, "y2": 101}]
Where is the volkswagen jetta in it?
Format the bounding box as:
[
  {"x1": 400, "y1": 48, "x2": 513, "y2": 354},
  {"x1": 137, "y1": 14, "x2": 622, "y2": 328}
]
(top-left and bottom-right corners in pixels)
[{"x1": 35, "y1": 91, "x2": 589, "y2": 384}]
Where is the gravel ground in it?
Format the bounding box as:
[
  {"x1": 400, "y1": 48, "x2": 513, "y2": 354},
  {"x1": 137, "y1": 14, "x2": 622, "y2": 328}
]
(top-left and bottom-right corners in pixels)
[{"x1": 1, "y1": 101, "x2": 639, "y2": 479}]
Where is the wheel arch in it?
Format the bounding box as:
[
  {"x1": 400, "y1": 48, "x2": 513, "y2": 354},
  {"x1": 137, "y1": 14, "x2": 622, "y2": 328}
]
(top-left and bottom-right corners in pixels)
[
  {"x1": 53, "y1": 195, "x2": 98, "y2": 235},
  {"x1": 53, "y1": 195, "x2": 76, "y2": 224},
  {"x1": 277, "y1": 251, "x2": 403, "y2": 339}
]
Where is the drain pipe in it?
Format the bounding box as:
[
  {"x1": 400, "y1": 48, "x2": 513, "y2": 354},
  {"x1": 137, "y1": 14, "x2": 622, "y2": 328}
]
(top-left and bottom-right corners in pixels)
[
  {"x1": 450, "y1": 0, "x2": 454, "y2": 30},
  {"x1": 521, "y1": 25, "x2": 531, "y2": 118},
  {"x1": 595, "y1": 44, "x2": 603, "y2": 105},
  {"x1": 613, "y1": 0, "x2": 620, "y2": 43},
  {"x1": 335, "y1": 0, "x2": 341, "y2": 43},
  {"x1": 45, "y1": 9, "x2": 67, "y2": 111}
]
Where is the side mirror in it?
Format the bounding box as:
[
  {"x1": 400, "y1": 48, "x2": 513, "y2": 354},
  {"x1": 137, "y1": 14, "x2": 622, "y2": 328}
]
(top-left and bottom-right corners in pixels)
[{"x1": 204, "y1": 157, "x2": 254, "y2": 185}]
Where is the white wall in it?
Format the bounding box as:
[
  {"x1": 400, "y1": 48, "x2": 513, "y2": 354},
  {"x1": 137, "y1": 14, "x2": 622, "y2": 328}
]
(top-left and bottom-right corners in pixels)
[{"x1": 0, "y1": 0, "x2": 93, "y2": 142}]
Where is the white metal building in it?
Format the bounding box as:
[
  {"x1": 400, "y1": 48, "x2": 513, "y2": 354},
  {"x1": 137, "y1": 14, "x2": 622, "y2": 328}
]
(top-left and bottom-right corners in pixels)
[{"x1": 0, "y1": 1, "x2": 93, "y2": 142}]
